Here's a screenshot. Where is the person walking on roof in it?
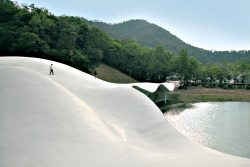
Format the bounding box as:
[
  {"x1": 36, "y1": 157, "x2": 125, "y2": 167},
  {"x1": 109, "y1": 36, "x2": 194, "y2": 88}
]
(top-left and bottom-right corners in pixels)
[
  {"x1": 49, "y1": 64, "x2": 54, "y2": 75},
  {"x1": 94, "y1": 70, "x2": 97, "y2": 79}
]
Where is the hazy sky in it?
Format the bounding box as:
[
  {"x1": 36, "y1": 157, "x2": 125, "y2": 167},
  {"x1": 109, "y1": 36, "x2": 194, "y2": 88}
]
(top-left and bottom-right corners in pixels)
[{"x1": 16, "y1": 0, "x2": 250, "y2": 51}]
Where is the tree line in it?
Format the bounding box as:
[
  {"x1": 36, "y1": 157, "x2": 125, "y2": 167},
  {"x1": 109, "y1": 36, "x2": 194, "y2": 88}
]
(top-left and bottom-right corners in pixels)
[
  {"x1": 0, "y1": 1, "x2": 249, "y2": 84},
  {"x1": 173, "y1": 50, "x2": 250, "y2": 85}
]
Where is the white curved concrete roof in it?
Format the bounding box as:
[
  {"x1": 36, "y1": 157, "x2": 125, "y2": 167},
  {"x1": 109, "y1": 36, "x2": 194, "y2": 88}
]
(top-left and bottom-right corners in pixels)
[
  {"x1": 0, "y1": 57, "x2": 249, "y2": 167},
  {"x1": 132, "y1": 82, "x2": 174, "y2": 93}
]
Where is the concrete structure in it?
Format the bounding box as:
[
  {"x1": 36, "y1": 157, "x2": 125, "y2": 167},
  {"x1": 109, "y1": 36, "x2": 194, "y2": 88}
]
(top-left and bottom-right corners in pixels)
[{"x1": 0, "y1": 57, "x2": 249, "y2": 167}]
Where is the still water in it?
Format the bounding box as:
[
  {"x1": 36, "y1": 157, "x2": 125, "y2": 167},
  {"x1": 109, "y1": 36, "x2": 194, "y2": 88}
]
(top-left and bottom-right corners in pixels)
[{"x1": 165, "y1": 102, "x2": 250, "y2": 158}]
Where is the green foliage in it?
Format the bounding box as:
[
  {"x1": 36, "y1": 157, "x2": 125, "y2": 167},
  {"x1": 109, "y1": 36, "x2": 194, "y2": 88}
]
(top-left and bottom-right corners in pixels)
[
  {"x1": 173, "y1": 49, "x2": 200, "y2": 84},
  {"x1": 203, "y1": 63, "x2": 232, "y2": 82},
  {"x1": 71, "y1": 50, "x2": 90, "y2": 71},
  {"x1": 0, "y1": 2, "x2": 92, "y2": 72},
  {"x1": 1, "y1": 1, "x2": 249, "y2": 84},
  {"x1": 0, "y1": 0, "x2": 18, "y2": 23},
  {"x1": 88, "y1": 19, "x2": 250, "y2": 64}
]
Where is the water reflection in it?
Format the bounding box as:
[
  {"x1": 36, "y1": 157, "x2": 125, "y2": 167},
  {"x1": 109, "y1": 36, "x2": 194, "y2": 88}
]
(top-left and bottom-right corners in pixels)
[{"x1": 165, "y1": 102, "x2": 250, "y2": 158}]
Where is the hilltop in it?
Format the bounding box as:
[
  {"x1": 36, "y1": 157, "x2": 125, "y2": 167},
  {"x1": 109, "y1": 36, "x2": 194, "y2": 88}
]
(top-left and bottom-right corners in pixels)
[{"x1": 87, "y1": 19, "x2": 250, "y2": 64}]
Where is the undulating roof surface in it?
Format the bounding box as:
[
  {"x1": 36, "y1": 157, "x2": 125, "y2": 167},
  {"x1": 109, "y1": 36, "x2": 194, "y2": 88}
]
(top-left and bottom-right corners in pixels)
[{"x1": 0, "y1": 57, "x2": 249, "y2": 167}]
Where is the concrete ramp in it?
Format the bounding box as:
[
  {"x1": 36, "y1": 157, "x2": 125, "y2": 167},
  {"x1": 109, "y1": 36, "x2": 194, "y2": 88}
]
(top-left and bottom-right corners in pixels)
[{"x1": 0, "y1": 57, "x2": 249, "y2": 167}]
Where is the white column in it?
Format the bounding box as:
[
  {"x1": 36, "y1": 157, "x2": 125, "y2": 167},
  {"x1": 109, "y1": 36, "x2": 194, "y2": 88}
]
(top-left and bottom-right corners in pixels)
[{"x1": 165, "y1": 92, "x2": 168, "y2": 103}]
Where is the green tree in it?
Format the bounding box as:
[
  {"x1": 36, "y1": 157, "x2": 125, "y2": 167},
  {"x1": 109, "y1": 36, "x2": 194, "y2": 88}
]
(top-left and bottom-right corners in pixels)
[
  {"x1": 238, "y1": 61, "x2": 250, "y2": 83},
  {"x1": 0, "y1": 1, "x2": 18, "y2": 23},
  {"x1": 228, "y1": 61, "x2": 240, "y2": 82},
  {"x1": 123, "y1": 40, "x2": 143, "y2": 77},
  {"x1": 194, "y1": 63, "x2": 207, "y2": 82},
  {"x1": 85, "y1": 26, "x2": 113, "y2": 63},
  {"x1": 71, "y1": 50, "x2": 90, "y2": 72},
  {"x1": 16, "y1": 32, "x2": 40, "y2": 52},
  {"x1": 148, "y1": 45, "x2": 172, "y2": 82},
  {"x1": 173, "y1": 49, "x2": 199, "y2": 85},
  {"x1": 204, "y1": 64, "x2": 230, "y2": 82}
]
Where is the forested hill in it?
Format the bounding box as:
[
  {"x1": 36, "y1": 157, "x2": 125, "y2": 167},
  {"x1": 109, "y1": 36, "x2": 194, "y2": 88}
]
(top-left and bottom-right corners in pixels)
[
  {"x1": 87, "y1": 19, "x2": 190, "y2": 54},
  {"x1": 87, "y1": 19, "x2": 250, "y2": 64},
  {"x1": 0, "y1": 1, "x2": 176, "y2": 82},
  {"x1": 1, "y1": 1, "x2": 249, "y2": 84}
]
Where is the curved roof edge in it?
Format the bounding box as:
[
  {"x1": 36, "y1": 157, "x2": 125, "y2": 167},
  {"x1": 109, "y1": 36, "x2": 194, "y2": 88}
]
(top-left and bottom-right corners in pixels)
[{"x1": 132, "y1": 82, "x2": 174, "y2": 94}]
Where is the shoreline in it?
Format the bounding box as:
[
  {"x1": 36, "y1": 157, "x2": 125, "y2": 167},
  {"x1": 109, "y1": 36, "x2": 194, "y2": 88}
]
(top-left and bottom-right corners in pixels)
[{"x1": 157, "y1": 86, "x2": 250, "y2": 112}]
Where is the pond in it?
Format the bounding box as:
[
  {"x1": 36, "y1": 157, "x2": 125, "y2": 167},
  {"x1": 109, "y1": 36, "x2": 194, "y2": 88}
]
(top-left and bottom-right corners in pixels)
[{"x1": 164, "y1": 102, "x2": 250, "y2": 158}]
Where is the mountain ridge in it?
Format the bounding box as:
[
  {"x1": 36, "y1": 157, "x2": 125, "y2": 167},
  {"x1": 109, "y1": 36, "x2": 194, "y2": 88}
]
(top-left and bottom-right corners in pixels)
[{"x1": 87, "y1": 19, "x2": 250, "y2": 64}]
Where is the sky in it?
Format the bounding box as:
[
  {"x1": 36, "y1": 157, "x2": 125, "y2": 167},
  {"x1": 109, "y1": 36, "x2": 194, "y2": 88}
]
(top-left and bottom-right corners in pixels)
[{"x1": 15, "y1": 0, "x2": 250, "y2": 51}]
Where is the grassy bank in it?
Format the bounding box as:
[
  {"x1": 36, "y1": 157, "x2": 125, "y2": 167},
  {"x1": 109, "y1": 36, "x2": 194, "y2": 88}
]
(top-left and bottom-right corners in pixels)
[
  {"x1": 168, "y1": 93, "x2": 250, "y2": 103},
  {"x1": 157, "y1": 86, "x2": 250, "y2": 112},
  {"x1": 94, "y1": 63, "x2": 138, "y2": 83}
]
